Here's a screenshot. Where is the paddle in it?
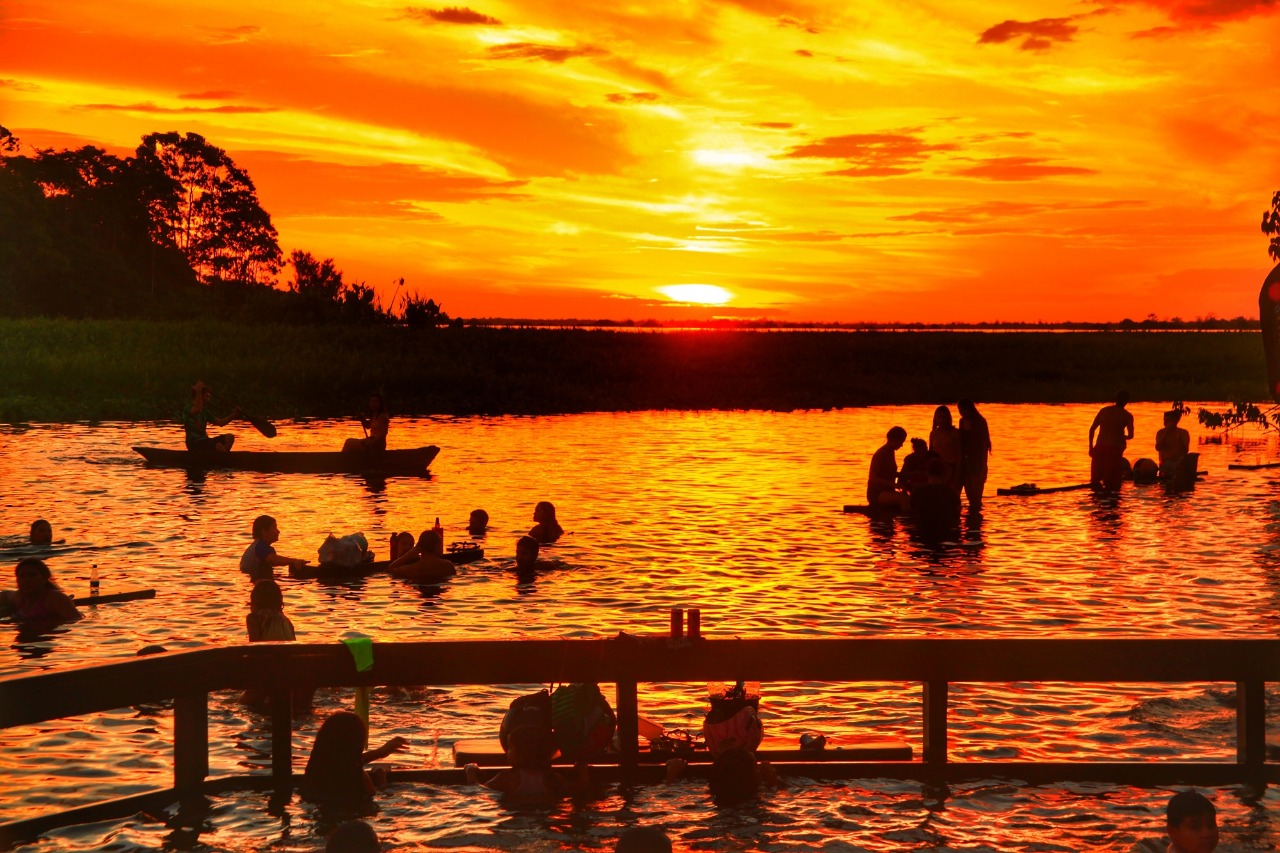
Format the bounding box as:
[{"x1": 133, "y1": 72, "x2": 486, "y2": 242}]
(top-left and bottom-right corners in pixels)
[{"x1": 212, "y1": 393, "x2": 277, "y2": 439}]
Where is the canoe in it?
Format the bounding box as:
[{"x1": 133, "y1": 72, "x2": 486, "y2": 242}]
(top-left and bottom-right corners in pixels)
[
  {"x1": 1228, "y1": 461, "x2": 1280, "y2": 470},
  {"x1": 133, "y1": 445, "x2": 439, "y2": 475},
  {"x1": 996, "y1": 482, "x2": 1094, "y2": 496},
  {"x1": 453, "y1": 734, "x2": 912, "y2": 767},
  {"x1": 290, "y1": 544, "x2": 485, "y2": 579}
]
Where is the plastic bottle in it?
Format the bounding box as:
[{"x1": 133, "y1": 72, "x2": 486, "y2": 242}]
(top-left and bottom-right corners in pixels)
[
  {"x1": 433, "y1": 517, "x2": 443, "y2": 543},
  {"x1": 90, "y1": 565, "x2": 100, "y2": 597}
]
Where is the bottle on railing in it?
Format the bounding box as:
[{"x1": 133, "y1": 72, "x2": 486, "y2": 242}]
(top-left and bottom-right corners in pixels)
[
  {"x1": 89, "y1": 565, "x2": 100, "y2": 597},
  {"x1": 433, "y1": 517, "x2": 443, "y2": 543}
]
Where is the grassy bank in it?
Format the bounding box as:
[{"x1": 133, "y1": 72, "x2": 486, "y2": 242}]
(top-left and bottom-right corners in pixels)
[{"x1": 0, "y1": 319, "x2": 1268, "y2": 423}]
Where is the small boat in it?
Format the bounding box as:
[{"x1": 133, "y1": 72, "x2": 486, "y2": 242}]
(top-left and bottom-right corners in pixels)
[
  {"x1": 133, "y1": 445, "x2": 440, "y2": 476},
  {"x1": 290, "y1": 543, "x2": 485, "y2": 580}
]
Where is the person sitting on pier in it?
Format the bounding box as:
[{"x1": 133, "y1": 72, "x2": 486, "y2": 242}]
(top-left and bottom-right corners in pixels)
[
  {"x1": 464, "y1": 723, "x2": 587, "y2": 800},
  {"x1": 468, "y1": 509, "x2": 490, "y2": 537},
  {"x1": 1165, "y1": 789, "x2": 1217, "y2": 853},
  {"x1": 529, "y1": 501, "x2": 564, "y2": 544},
  {"x1": 29, "y1": 519, "x2": 53, "y2": 546},
  {"x1": 301, "y1": 711, "x2": 409, "y2": 810},
  {"x1": 1155, "y1": 409, "x2": 1191, "y2": 479},
  {"x1": 183, "y1": 380, "x2": 239, "y2": 452},
  {"x1": 239, "y1": 515, "x2": 309, "y2": 581},
  {"x1": 0, "y1": 558, "x2": 81, "y2": 624},
  {"x1": 387, "y1": 529, "x2": 456, "y2": 583},
  {"x1": 867, "y1": 426, "x2": 911, "y2": 511},
  {"x1": 1089, "y1": 391, "x2": 1134, "y2": 491},
  {"x1": 897, "y1": 438, "x2": 933, "y2": 494},
  {"x1": 326, "y1": 820, "x2": 380, "y2": 853},
  {"x1": 342, "y1": 394, "x2": 390, "y2": 454}
]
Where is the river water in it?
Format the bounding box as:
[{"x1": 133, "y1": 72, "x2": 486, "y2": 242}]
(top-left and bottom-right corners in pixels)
[{"x1": 2, "y1": 403, "x2": 1279, "y2": 851}]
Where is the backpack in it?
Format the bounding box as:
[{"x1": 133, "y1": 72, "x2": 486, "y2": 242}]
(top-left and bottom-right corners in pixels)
[
  {"x1": 499, "y1": 688, "x2": 553, "y2": 752},
  {"x1": 703, "y1": 686, "x2": 764, "y2": 755},
  {"x1": 549, "y1": 682, "x2": 617, "y2": 761}
]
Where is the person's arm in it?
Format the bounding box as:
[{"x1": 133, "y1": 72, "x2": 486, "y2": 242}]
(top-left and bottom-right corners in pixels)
[
  {"x1": 362, "y1": 736, "x2": 409, "y2": 765},
  {"x1": 1088, "y1": 418, "x2": 1100, "y2": 450},
  {"x1": 0, "y1": 590, "x2": 15, "y2": 614},
  {"x1": 264, "y1": 552, "x2": 309, "y2": 569},
  {"x1": 387, "y1": 547, "x2": 423, "y2": 571},
  {"x1": 1124, "y1": 413, "x2": 1135, "y2": 441},
  {"x1": 208, "y1": 406, "x2": 240, "y2": 428},
  {"x1": 48, "y1": 590, "x2": 82, "y2": 622},
  {"x1": 246, "y1": 612, "x2": 260, "y2": 642}
]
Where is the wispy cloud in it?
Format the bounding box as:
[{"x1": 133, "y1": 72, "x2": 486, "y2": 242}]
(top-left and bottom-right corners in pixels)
[
  {"x1": 402, "y1": 6, "x2": 501, "y2": 25},
  {"x1": 951, "y1": 156, "x2": 1097, "y2": 181},
  {"x1": 485, "y1": 42, "x2": 607, "y2": 63},
  {"x1": 784, "y1": 131, "x2": 959, "y2": 177},
  {"x1": 978, "y1": 17, "x2": 1081, "y2": 51},
  {"x1": 79, "y1": 101, "x2": 278, "y2": 114}
]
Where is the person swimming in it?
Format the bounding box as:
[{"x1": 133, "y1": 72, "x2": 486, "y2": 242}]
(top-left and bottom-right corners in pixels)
[{"x1": 529, "y1": 502, "x2": 564, "y2": 544}]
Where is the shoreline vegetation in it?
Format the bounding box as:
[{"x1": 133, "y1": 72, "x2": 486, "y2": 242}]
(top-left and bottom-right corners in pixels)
[{"x1": 0, "y1": 320, "x2": 1269, "y2": 424}]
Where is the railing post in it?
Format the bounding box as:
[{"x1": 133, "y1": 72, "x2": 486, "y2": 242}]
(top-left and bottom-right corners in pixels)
[
  {"x1": 923, "y1": 679, "x2": 948, "y2": 771},
  {"x1": 1237, "y1": 678, "x2": 1266, "y2": 781},
  {"x1": 173, "y1": 691, "x2": 208, "y2": 794},
  {"x1": 616, "y1": 680, "x2": 639, "y2": 776},
  {"x1": 270, "y1": 688, "x2": 293, "y2": 793}
]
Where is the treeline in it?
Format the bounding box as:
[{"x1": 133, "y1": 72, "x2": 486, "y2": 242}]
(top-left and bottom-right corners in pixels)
[
  {"x1": 0, "y1": 127, "x2": 448, "y2": 325},
  {"x1": 0, "y1": 320, "x2": 1267, "y2": 423}
]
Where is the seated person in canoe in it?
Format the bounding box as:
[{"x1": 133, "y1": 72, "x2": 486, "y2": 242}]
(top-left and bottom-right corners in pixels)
[
  {"x1": 342, "y1": 394, "x2": 390, "y2": 454},
  {"x1": 184, "y1": 380, "x2": 239, "y2": 452},
  {"x1": 1089, "y1": 390, "x2": 1134, "y2": 491},
  {"x1": 240, "y1": 515, "x2": 309, "y2": 581},
  {"x1": 0, "y1": 558, "x2": 81, "y2": 624},
  {"x1": 867, "y1": 426, "x2": 911, "y2": 511},
  {"x1": 387, "y1": 529, "x2": 456, "y2": 582},
  {"x1": 1155, "y1": 408, "x2": 1191, "y2": 478},
  {"x1": 29, "y1": 519, "x2": 53, "y2": 546},
  {"x1": 529, "y1": 501, "x2": 564, "y2": 544}
]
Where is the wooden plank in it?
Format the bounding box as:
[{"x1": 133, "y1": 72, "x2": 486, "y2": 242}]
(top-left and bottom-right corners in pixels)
[
  {"x1": 173, "y1": 692, "x2": 208, "y2": 794},
  {"x1": 923, "y1": 679, "x2": 947, "y2": 767},
  {"x1": 270, "y1": 688, "x2": 293, "y2": 793},
  {"x1": 843, "y1": 504, "x2": 899, "y2": 516},
  {"x1": 1238, "y1": 678, "x2": 1266, "y2": 777},
  {"x1": 452, "y1": 734, "x2": 913, "y2": 767},
  {"x1": 68, "y1": 589, "x2": 156, "y2": 606},
  {"x1": 615, "y1": 680, "x2": 640, "y2": 774},
  {"x1": 996, "y1": 482, "x2": 1094, "y2": 496},
  {"x1": 1228, "y1": 461, "x2": 1280, "y2": 470}
]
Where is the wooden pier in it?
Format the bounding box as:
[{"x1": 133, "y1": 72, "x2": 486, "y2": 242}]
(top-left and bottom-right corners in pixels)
[{"x1": 1, "y1": 636, "x2": 1277, "y2": 846}]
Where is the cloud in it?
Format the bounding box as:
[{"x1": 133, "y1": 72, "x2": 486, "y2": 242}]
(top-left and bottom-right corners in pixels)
[
  {"x1": 198, "y1": 24, "x2": 260, "y2": 45},
  {"x1": 0, "y1": 78, "x2": 40, "y2": 92},
  {"x1": 978, "y1": 17, "x2": 1079, "y2": 50},
  {"x1": 485, "y1": 42, "x2": 608, "y2": 63},
  {"x1": 605, "y1": 92, "x2": 660, "y2": 104},
  {"x1": 597, "y1": 56, "x2": 679, "y2": 93},
  {"x1": 951, "y1": 156, "x2": 1098, "y2": 181},
  {"x1": 783, "y1": 131, "x2": 960, "y2": 177},
  {"x1": 776, "y1": 15, "x2": 820, "y2": 33},
  {"x1": 178, "y1": 89, "x2": 241, "y2": 100},
  {"x1": 794, "y1": 49, "x2": 813, "y2": 57},
  {"x1": 403, "y1": 6, "x2": 501, "y2": 25},
  {"x1": 753, "y1": 122, "x2": 794, "y2": 129},
  {"x1": 78, "y1": 101, "x2": 279, "y2": 114},
  {"x1": 1117, "y1": 0, "x2": 1278, "y2": 26}
]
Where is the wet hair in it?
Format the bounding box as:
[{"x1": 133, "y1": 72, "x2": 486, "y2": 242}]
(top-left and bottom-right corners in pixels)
[
  {"x1": 14, "y1": 558, "x2": 55, "y2": 589},
  {"x1": 533, "y1": 501, "x2": 557, "y2": 522},
  {"x1": 887, "y1": 426, "x2": 907, "y2": 442},
  {"x1": 1115, "y1": 390, "x2": 1130, "y2": 405},
  {"x1": 327, "y1": 819, "x2": 380, "y2": 853},
  {"x1": 926, "y1": 458, "x2": 949, "y2": 480},
  {"x1": 932, "y1": 406, "x2": 953, "y2": 428},
  {"x1": 506, "y1": 723, "x2": 556, "y2": 770},
  {"x1": 468, "y1": 509, "x2": 489, "y2": 533},
  {"x1": 615, "y1": 826, "x2": 673, "y2": 853},
  {"x1": 708, "y1": 747, "x2": 760, "y2": 803},
  {"x1": 909, "y1": 438, "x2": 928, "y2": 452},
  {"x1": 250, "y1": 579, "x2": 284, "y2": 612},
  {"x1": 416, "y1": 529, "x2": 443, "y2": 554},
  {"x1": 303, "y1": 711, "x2": 371, "y2": 806},
  {"x1": 516, "y1": 535, "x2": 540, "y2": 557},
  {"x1": 251, "y1": 515, "x2": 276, "y2": 539},
  {"x1": 29, "y1": 519, "x2": 52, "y2": 543},
  {"x1": 1167, "y1": 790, "x2": 1215, "y2": 829}
]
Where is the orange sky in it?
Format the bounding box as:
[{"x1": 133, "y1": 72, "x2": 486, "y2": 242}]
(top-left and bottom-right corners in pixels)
[{"x1": 3, "y1": 0, "x2": 1279, "y2": 322}]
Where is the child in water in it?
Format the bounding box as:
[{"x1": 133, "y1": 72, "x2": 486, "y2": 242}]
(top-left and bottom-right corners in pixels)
[
  {"x1": 464, "y1": 724, "x2": 585, "y2": 800},
  {"x1": 302, "y1": 711, "x2": 409, "y2": 810},
  {"x1": 240, "y1": 515, "x2": 309, "y2": 581},
  {"x1": 246, "y1": 579, "x2": 295, "y2": 641},
  {"x1": 1165, "y1": 790, "x2": 1218, "y2": 853},
  {"x1": 28, "y1": 519, "x2": 53, "y2": 546},
  {"x1": 387, "y1": 530, "x2": 456, "y2": 582},
  {"x1": 664, "y1": 747, "x2": 780, "y2": 804},
  {"x1": 468, "y1": 509, "x2": 489, "y2": 537},
  {"x1": 529, "y1": 501, "x2": 564, "y2": 544},
  {"x1": 0, "y1": 558, "x2": 81, "y2": 624}
]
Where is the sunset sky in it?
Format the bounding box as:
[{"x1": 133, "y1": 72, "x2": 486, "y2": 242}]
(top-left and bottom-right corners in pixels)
[{"x1": 3, "y1": 0, "x2": 1279, "y2": 322}]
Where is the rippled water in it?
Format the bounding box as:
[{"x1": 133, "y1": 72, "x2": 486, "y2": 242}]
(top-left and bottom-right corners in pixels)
[{"x1": 2, "y1": 404, "x2": 1280, "y2": 851}]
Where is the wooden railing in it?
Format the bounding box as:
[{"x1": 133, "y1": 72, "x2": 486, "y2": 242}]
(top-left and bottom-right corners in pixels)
[{"x1": 1, "y1": 636, "x2": 1276, "y2": 846}]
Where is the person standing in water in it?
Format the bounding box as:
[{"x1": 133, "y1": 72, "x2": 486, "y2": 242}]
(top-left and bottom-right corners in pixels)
[
  {"x1": 928, "y1": 406, "x2": 961, "y2": 487},
  {"x1": 1089, "y1": 391, "x2": 1134, "y2": 491},
  {"x1": 957, "y1": 399, "x2": 992, "y2": 511}
]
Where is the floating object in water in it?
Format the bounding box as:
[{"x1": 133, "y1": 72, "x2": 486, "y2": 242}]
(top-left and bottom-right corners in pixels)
[
  {"x1": 132, "y1": 445, "x2": 440, "y2": 476},
  {"x1": 452, "y1": 734, "x2": 909, "y2": 766},
  {"x1": 68, "y1": 589, "x2": 156, "y2": 606}
]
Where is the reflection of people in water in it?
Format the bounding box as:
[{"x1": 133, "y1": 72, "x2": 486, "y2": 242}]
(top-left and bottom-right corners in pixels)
[
  {"x1": 0, "y1": 558, "x2": 82, "y2": 624},
  {"x1": 867, "y1": 427, "x2": 911, "y2": 510},
  {"x1": 184, "y1": 380, "x2": 239, "y2": 452},
  {"x1": 343, "y1": 394, "x2": 389, "y2": 454},
  {"x1": 529, "y1": 502, "x2": 564, "y2": 543},
  {"x1": 957, "y1": 399, "x2": 992, "y2": 511},
  {"x1": 1155, "y1": 409, "x2": 1191, "y2": 478},
  {"x1": 29, "y1": 519, "x2": 53, "y2": 546},
  {"x1": 1089, "y1": 391, "x2": 1134, "y2": 491}
]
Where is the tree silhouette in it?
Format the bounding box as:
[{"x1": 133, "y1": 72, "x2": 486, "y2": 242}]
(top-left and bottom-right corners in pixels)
[
  {"x1": 289, "y1": 250, "x2": 345, "y2": 301},
  {"x1": 134, "y1": 131, "x2": 281, "y2": 284},
  {"x1": 0, "y1": 126, "x2": 18, "y2": 155},
  {"x1": 1264, "y1": 191, "x2": 1280, "y2": 263}
]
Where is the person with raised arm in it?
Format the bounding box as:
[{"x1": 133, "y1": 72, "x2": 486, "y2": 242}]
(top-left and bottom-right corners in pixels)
[{"x1": 184, "y1": 380, "x2": 239, "y2": 452}]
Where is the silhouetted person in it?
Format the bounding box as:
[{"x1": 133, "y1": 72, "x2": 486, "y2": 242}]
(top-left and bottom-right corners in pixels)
[
  {"x1": 957, "y1": 399, "x2": 992, "y2": 510},
  {"x1": 1165, "y1": 789, "x2": 1218, "y2": 853},
  {"x1": 343, "y1": 394, "x2": 389, "y2": 453},
  {"x1": 616, "y1": 826, "x2": 673, "y2": 853},
  {"x1": 1089, "y1": 391, "x2": 1134, "y2": 491},
  {"x1": 515, "y1": 535, "x2": 540, "y2": 576},
  {"x1": 867, "y1": 426, "x2": 910, "y2": 510},
  {"x1": 468, "y1": 509, "x2": 489, "y2": 537},
  {"x1": 327, "y1": 820, "x2": 380, "y2": 853},
  {"x1": 929, "y1": 405, "x2": 961, "y2": 486},
  {"x1": 898, "y1": 438, "x2": 933, "y2": 494},
  {"x1": 910, "y1": 459, "x2": 961, "y2": 542},
  {"x1": 184, "y1": 380, "x2": 238, "y2": 452},
  {"x1": 28, "y1": 519, "x2": 52, "y2": 546},
  {"x1": 1155, "y1": 409, "x2": 1191, "y2": 479}
]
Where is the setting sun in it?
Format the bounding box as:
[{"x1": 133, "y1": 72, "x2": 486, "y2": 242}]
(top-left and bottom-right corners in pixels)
[{"x1": 658, "y1": 284, "x2": 734, "y2": 305}]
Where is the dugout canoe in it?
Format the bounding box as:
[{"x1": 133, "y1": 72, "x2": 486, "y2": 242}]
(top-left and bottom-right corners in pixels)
[
  {"x1": 133, "y1": 445, "x2": 440, "y2": 476},
  {"x1": 290, "y1": 543, "x2": 485, "y2": 579}
]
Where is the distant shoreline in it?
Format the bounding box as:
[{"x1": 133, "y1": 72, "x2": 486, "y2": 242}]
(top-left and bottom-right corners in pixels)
[{"x1": 0, "y1": 318, "x2": 1268, "y2": 423}]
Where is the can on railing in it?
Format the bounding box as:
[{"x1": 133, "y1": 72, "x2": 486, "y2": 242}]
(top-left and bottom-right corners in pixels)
[
  {"x1": 688, "y1": 608, "x2": 701, "y2": 640},
  {"x1": 670, "y1": 607, "x2": 684, "y2": 640}
]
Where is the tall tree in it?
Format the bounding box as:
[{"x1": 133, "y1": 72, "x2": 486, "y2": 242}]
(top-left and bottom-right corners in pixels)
[
  {"x1": 134, "y1": 131, "x2": 281, "y2": 284},
  {"x1": 1264, "y1": 191, "x2": 1280, "y2": 263},
  {"x1": 289, "y1": 250, "x2": 345, "y2": 301}
]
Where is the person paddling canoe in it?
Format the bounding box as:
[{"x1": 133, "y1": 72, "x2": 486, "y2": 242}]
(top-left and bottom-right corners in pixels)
[
  {"x1": 185, "y1": 380, "x2": 239, "y2": 452},
  {"x1": 343, "y1": 394, "x2": 389, "y2": 453}
]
